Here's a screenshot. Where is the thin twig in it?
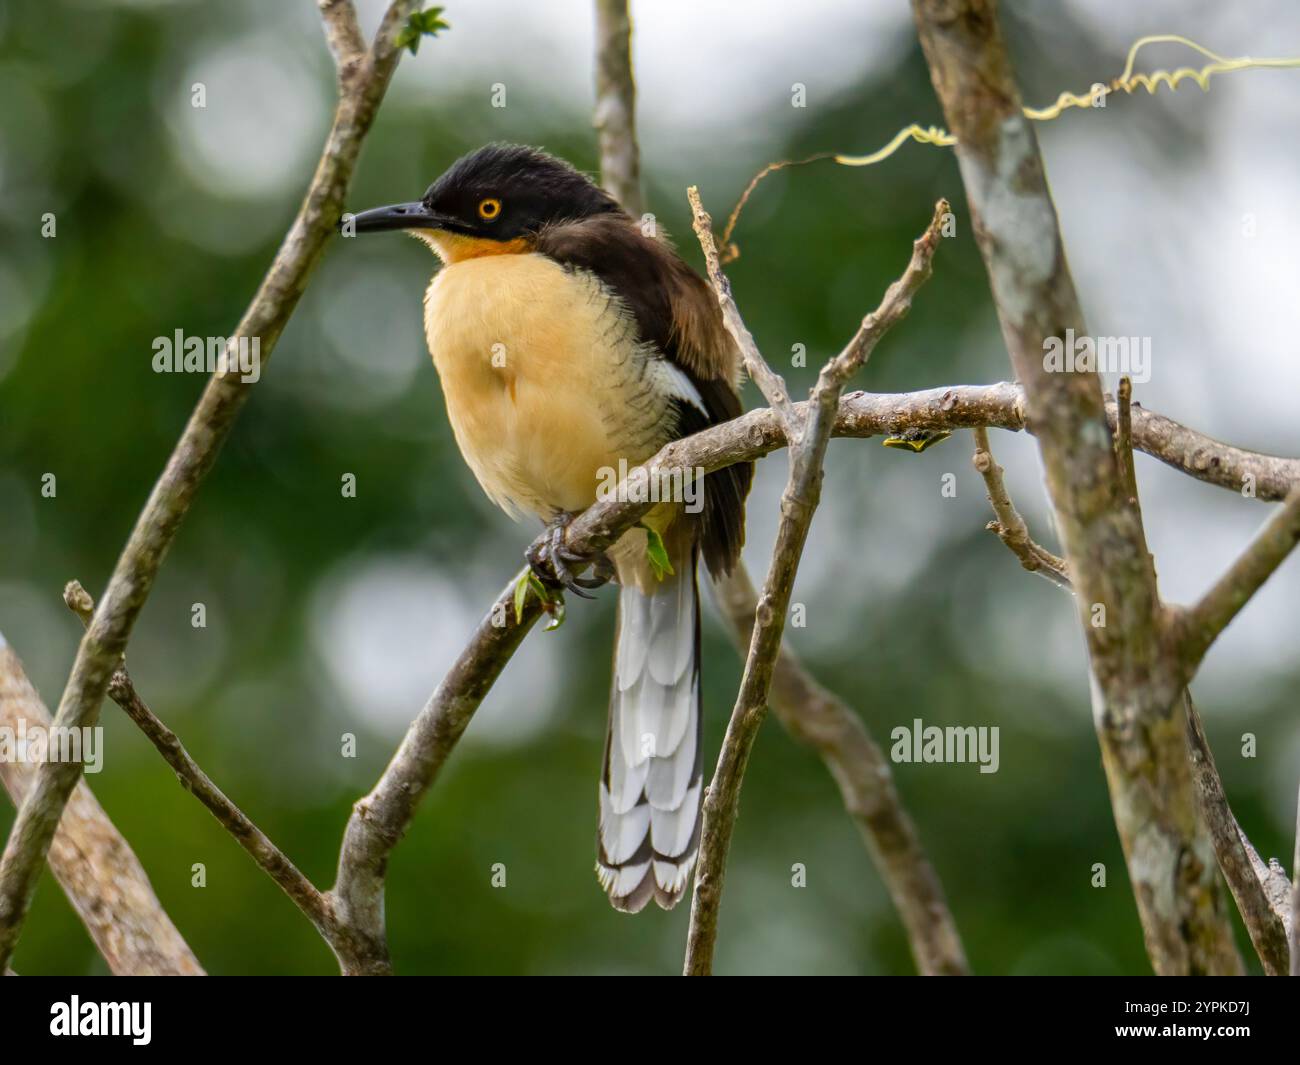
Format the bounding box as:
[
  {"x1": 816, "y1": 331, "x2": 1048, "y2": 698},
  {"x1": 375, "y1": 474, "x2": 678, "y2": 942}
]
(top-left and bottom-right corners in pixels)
[
  {"x1": 1184, "y1": 691, "x2": 1290, "y2": 975},
  {"x1": 62, "y1": 581, "x2": 334, "y2": 939},
  {"x1": 1115, "y1": 378, "x2": 1138, "y2": 501},
  {"x1": 592, "y1": 0, "x2": 643, "y2": 217},
  {"x1": 331, "y1": 566, "x2": 541, "y2": 974},
  {"x1": 711, "y1": 564, "x2": 969, "y2": 974},
  {"x1": 687, "y1": 186, "x2": 796, "y2": 429},
  {"x1": 0, "y1": 634, "x2": 203, "y2": 975},
  {"x1": 1113, "y1": 376, "x2": 1158, "y2": 584},
  {"x1": 0, "y1": 0, "x2": 421, "y2": 973},
  {"x1": 1174, "y1": 486, "x2": 1300, "y2": 672},
  {"x1": 683, "y1": 200, "x2": 948, "y2": 975},
  {"x1": 971, "y1": 426, "x2": 1070, "y2": 588}
]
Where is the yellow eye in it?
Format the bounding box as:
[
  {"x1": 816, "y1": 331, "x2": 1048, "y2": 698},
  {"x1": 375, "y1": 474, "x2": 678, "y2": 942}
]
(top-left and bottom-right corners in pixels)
[{"x1": 478, "y1": 198, "x2": 502, "y2": 220}]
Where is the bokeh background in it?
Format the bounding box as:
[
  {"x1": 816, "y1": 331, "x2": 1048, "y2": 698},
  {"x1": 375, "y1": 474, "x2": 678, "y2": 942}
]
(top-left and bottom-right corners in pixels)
[{"x1": 1, "y1": 0, "x2": 1297, "y2": 975}]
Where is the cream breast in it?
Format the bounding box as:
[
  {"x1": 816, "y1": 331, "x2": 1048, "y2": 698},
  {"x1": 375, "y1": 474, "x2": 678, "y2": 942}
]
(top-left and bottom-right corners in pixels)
[{"x1": 422, "y1": 252, "x2": 676, "y2": 519}]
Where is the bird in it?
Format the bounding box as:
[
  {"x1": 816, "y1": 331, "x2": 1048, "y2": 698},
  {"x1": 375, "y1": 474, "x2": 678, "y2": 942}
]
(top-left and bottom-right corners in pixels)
[{"x1": 345, "y1": 143, "x2": 752, "y2": 913}]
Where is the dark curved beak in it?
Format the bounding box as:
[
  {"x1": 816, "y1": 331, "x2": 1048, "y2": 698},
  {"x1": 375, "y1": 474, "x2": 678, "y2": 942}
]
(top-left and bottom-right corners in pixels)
[{"x1": 342, "y1": 201, "x2": 458, "y2": 234}]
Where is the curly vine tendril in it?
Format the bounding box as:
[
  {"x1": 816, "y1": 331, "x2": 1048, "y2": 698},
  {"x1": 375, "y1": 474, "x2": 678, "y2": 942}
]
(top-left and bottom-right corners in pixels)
[{"x1": 718, "y1": 35, "x2": 1300, "y2": 258}]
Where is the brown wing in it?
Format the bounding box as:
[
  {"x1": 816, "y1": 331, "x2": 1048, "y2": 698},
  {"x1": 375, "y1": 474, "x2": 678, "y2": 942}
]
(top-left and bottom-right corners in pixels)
[{"x1": 536, "y1": 215, "x2": 752, "y2": 577}]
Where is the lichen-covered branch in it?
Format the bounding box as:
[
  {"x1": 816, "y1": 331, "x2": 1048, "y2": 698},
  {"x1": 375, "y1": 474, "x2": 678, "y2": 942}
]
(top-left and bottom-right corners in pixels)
[
  {"x1": 1105, "y1": 396, "x2": 1299, "y2": 502},
  {"x1": 974, "y1": 423, "x2": 1292, "y2": 976},
  {"x1": 0, "y1": 635, "x2": 203, "y2": 975},
  {"x1": 1184, "y1": 692, "x2": 1291, "y2": 975},
  {"x1": 0, "y1": 0, "x2": 420, "y2": 973},
  {"x1": 911, "y1": 0, "x2": 1241, "y2": 974},
  {"x1": 683, "y1": 199, "x2": 948, "y2": 975},
  {"x1": 1108, "y1": 398, "x2": 1298, "y2": 502}
]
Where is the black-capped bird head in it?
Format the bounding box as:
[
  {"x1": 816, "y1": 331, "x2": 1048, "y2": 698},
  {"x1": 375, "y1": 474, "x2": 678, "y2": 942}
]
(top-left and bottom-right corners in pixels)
[{"x1": 346, "y1": 143, "x2": 622, "y2": 261}]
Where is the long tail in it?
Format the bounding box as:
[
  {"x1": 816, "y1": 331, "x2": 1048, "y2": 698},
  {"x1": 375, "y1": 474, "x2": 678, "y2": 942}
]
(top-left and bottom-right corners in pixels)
[{"x1": 596, "y1": 543, "x2": 702, "y2": 913}]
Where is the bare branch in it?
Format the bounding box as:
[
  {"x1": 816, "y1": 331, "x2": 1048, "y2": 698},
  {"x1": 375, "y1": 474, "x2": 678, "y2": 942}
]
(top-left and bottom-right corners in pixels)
[
  {"x1": 738, "y1": 383, "x2": 1300, "y2": 506},
  {"x1": 1115, "y1": 378, "x2": 1138, "y2": 503},
  {"x1": 0, "y1": 0, "x2": 421, "y2": 973},
  {"x1": 684, "y1": 200, "x2": 948, "y2": 975},
  {"x1": 971, "y1": 433, "x2": 1291, "y2": 976},
  {"x1": 62, "y1": 581, "x2": 335, "y2": 942},
  {"x1": 318, "y1": 0, "x2": 366, "y2": 74},
  {"x1": 1174, "y1": 486, "x2": 1300, "y2": 672},
  {"x1": 592, "y1": 0, "x2": 643, "y2": 217},
  {"x1": 1110, "y1": 396, "x2": 1299, "y2": 502},
  {"x1": 711, "y1": 565, "x2": 968, "y2": 974},
  {"x1": 1112, "y1": 376, "x2": 1160, "y2": 594},
  {"x1": 0, "y1": 635, "x2": 203, "y2": 975},
  {"x1": 331, "y1": 568, "x2": 540, "y2": 974},
  {"x1": 911, "y1": 0, "x2": 1241, "y2": 974},
  {"x1": 687, "y1": 186, "x2": 796, "y2": 428},
  {"x1": 971, "y1": 426, "x2": 1070, "y2": 589},
  {"x1": 1183, "y1": 692, "x2": 1290, "y2": 975}
]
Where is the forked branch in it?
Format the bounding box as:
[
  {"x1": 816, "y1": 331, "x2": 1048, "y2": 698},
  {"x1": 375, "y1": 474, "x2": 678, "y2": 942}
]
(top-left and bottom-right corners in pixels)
[{"x1": 683, "y1": 198, "x2": 949, "y2": 975}]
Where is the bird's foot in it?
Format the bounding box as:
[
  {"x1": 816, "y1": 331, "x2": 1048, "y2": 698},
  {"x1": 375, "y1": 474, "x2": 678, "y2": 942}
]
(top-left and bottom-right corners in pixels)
[{"x1": 525, "y1": 511, "x2": 613, "y2": 600}]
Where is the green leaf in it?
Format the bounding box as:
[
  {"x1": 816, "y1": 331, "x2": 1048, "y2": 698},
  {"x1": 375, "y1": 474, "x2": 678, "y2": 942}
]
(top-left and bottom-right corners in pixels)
[
  {"x1": 395, "y1": 26, "x2": 420, "y2": 55},
  {"x1": 640, "y1": 523, "x2": 675, "y2": 581},
  {"x1": 412, "y1": 7, "x2": 450, "y2": 34},
  {"x1": 528, "y1": 573, "x2": 549, "y2": 603},
  {"x1": 513, "y1": 569, "x2": 531, "y2": 624},
  {"x1": 399, "y1": 6, "x2": 450, "y2": 54},
  {"x1": 513, "y1": 570, "x2": 566, "y2": 628}
]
